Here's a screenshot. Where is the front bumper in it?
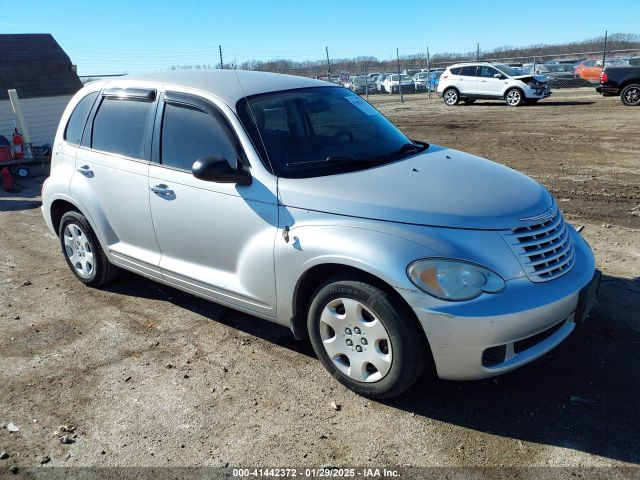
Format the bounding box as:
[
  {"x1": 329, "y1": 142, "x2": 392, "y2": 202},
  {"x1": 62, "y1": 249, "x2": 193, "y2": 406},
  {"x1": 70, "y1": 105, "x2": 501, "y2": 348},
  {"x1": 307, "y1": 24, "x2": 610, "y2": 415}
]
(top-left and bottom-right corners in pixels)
[
  {"x1": 396, "y1": 227, "x2": 596, "y2": 380},
  {"x1": 524, "y1": 84, "x2": 552, "y2": 99}
]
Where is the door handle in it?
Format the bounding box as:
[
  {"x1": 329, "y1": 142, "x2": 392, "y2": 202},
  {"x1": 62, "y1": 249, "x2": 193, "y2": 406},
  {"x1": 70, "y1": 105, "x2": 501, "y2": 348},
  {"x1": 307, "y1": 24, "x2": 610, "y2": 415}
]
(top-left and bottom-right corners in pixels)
[
  {"x1": 151, "y1": 184, "x2": 175, "y2": 196},
  {"x1": 77, "y1": 165, "x2": 94, "y2": 178}
]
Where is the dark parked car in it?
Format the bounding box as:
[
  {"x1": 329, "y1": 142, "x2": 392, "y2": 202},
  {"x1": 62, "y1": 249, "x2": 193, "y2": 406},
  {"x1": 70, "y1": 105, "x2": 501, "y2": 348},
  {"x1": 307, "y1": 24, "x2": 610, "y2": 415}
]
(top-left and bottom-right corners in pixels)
[
  {"x1": 596, "y1": 66, "x2": 640, "y2": 106},
  {"x1": 523, "y1": 64, "x2": 587, "y2": 89}
]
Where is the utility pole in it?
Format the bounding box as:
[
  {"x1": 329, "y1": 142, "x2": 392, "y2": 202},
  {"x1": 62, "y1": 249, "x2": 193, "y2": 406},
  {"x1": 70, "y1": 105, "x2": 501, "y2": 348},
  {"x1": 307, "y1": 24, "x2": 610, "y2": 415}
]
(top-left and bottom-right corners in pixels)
[
  {"x1": 602, "y1": 30, "x2": 608, "y2": 70},
  {"x1": 427, "y1": 46, "x2": 431, "y2": 99},
  {"x1": 397, "y1": 48, "x2": 403, "y2": 103},
  {"x1": 325, "y1": 46, "x2": 331, "y2": 81},
  {"x1": 476, "y1": 42, "x2": 480, "y2": 61},
  {"x1": 219, "y1": 45, "x2": 223, "y2": 69}
]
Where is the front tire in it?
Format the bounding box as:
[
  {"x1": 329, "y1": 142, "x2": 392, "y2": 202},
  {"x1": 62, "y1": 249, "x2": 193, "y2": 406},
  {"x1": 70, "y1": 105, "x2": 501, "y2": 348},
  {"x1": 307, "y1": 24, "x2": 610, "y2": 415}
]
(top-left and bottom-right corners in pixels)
[
  {"x1": 620, "y1": 84, "x2": 640, "y2": 106},
  {"x1": 443, "y1": 88, "x2": 460, "y2": 106},
  {"x1": 505, "y1": 88, "x2": 525, "y2": 106},
  {"x1": 59, "y1": 211, "x2": 120, "y2": 287},
  {"x1": 307, "y1": 276, "x2": 427, "y2": 399}
]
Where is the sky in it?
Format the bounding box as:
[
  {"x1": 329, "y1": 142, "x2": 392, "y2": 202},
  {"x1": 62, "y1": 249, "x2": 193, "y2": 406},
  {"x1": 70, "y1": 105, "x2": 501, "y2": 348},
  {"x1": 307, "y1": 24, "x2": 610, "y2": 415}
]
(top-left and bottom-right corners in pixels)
[{"x1": 2, "y1": 0, "x2": 637, "y2": 76}]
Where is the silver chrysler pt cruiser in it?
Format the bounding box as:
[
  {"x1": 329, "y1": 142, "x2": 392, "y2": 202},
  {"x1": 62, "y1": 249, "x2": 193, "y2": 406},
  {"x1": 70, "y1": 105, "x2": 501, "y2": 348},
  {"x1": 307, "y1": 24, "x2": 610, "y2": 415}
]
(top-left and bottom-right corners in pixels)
[{"x1": 42, "y1": 70, "x2": 600, "y2": 398}]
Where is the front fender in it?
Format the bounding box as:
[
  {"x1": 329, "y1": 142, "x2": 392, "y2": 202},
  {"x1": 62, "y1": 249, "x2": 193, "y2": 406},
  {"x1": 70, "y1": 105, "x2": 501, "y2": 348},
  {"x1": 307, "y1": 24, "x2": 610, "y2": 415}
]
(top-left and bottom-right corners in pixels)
[
  {"x1": 273, "y1": 207, "x2": 526, "y2": 327},
  {"x1": 273, "y1": 220, "x2": 430, "y2": 327}
]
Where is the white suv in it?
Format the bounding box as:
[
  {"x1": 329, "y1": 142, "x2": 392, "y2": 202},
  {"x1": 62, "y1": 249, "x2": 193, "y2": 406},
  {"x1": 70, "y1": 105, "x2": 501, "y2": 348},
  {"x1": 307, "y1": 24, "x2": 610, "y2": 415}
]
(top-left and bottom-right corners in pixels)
[{"x1": 437, "y1": 62, "x2": 551, "y2": 106}]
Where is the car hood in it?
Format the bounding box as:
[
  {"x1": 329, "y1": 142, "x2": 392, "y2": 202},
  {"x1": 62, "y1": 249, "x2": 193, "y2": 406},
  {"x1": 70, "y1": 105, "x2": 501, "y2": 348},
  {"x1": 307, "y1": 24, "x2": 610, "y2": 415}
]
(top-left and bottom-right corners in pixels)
[{"x1": 277, "y1": 145, "x2": 552, "y2": 230}]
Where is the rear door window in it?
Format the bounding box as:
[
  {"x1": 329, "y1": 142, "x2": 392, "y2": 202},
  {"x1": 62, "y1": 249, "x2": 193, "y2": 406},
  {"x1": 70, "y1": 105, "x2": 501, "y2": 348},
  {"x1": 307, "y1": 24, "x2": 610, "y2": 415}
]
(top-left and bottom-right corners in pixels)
[
  {"x1": 459, "y1": 66, "x2": 478, "y2": 76},
  {"x1": 64, "y1": 92, "x2": 99, "y2": 146},
  {"x1": 92, "y1": 98, "x2": 154, "y2": 160}
]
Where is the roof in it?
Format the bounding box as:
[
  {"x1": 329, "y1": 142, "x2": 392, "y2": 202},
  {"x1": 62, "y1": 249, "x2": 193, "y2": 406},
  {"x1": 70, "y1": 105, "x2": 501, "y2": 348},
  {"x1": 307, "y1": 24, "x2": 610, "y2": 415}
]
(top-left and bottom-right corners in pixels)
[
  {"x1": 97, "y1": 70, "x2": 331, "y2": 110},
  {"x1": 447, "y1": 62, "x2": 494, "y2": 67},
  {"x1": 0, "y1": 34, "x2": 83, "y2": 101}
]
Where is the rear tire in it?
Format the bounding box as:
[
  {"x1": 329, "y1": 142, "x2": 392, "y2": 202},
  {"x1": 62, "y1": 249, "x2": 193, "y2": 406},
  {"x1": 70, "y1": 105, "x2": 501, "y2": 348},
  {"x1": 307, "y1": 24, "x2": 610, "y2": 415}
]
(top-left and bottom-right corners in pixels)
[
  {"x1": 307, "y1": 275, "x2": 428, "y2": 399},
  {"x1": 505, "y1": 88, "x2": 525, "y2": 106},
  {"x1": 443, "y1": 88, "x2": 460, "y2": 106},
  {"x1": 59, "y1": 210, "x2": 120, "y2": 287},
  {"x1": 620, "y1": 84, "x2": 640, "y2": 106}
]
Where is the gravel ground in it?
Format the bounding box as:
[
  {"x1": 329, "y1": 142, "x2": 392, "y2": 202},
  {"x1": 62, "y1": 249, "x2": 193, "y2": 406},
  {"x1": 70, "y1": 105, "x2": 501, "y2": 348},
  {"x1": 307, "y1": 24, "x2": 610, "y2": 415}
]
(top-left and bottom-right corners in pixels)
[{"x1": 0, "y1": 89, "x2": 639, "y2": 473}]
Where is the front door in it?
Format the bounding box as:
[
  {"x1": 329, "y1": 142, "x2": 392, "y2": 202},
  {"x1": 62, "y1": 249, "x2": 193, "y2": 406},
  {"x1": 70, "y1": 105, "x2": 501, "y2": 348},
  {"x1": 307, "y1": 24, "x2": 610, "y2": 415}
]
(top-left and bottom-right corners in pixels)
[
  {"x1": 477, "y1": 65, "x2": 506, "y2": 96},
  {"x1": 148, "y1": 92, "x2": 279, "y2": 318}
]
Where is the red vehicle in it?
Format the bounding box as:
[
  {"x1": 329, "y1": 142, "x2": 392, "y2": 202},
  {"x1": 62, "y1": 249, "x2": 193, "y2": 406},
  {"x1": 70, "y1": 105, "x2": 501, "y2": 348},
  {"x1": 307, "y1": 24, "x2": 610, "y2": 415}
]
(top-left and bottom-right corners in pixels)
[{"x1": 575, "y1": 59, "x2": 602, "y2": 82}]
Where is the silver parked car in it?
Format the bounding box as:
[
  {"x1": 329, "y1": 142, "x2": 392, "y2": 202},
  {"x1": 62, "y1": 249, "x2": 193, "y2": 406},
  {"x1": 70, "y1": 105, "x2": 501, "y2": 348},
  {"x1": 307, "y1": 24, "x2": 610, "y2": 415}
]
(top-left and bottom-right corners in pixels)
[{"x1": 42, "y1": 70, "x2": 600, "y2": 399}]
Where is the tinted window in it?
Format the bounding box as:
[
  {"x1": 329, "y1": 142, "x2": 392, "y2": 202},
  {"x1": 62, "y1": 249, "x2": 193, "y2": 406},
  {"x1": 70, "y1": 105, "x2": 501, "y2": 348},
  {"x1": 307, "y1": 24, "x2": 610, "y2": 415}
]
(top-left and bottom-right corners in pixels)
[
  {"x1": 161, "y1": 103, "x2": 238, "y2": 171},
  {"x1": 459, "y1": 66, "x2": 478, "y2": 76},
  {"x1": 92, "y1": 98, "x2": 153, "y2": 159},
  {"x1": 449, "y1": 67, "x2": 461, "y2": 75},
  {"x1": 64, "y1": 92, "x2": 98, "y2": 146}
]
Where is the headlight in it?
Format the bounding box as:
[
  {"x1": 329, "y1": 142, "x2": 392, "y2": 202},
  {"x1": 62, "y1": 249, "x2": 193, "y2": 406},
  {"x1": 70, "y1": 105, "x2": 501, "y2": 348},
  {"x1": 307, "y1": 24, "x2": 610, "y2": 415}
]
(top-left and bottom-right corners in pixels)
[{"x1": 407, "y1": 259, "x2": 505, "y2": 301}]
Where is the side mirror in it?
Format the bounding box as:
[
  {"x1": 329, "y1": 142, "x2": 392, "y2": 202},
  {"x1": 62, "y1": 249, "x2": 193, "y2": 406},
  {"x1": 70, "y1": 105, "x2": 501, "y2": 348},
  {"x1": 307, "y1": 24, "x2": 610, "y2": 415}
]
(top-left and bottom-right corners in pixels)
[
  {"x1": 192, "y1": 155, "x2": 252, "y2": 185},
  {"x1": 494, "y1": 73, "x2": 504, "y2": 79}
]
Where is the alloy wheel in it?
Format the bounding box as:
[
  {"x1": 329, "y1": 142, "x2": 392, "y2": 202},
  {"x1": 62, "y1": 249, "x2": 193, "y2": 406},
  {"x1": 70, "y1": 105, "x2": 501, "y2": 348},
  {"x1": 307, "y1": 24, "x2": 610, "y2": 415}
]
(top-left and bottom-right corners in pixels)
[
  {"x1": 63, "y1": 223, "x2": 95, "y2": 278},
  {"x1": 444, "y1": 89, "x2": 458, "y2": 105},
  {"x1": 623, "y1": 86, "x2": 640, "y2": 105},
  {"x1": 506, "y1": 90, "x2": 522, "y2": 106}
]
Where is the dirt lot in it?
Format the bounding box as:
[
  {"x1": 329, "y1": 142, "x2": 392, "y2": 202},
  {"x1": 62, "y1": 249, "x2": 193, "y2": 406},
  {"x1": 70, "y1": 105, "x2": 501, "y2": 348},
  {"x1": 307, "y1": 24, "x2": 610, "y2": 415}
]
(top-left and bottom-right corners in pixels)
[{"x1": 1, "y1": 89, "x2": 639, "y2": 473}]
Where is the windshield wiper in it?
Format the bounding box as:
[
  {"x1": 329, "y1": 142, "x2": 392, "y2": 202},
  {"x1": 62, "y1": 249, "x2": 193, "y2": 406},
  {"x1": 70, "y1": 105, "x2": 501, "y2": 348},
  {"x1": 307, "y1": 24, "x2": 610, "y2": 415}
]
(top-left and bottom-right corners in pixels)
[
  {"x1": 286, "y1": 156, "x2": 389, "y2": 169},
  {"x1": 285, "y1": 141, "x2": 428, "y2": 170},
  {"x1": 383, "y1": 142, "x2": 428, "y2": 159}
]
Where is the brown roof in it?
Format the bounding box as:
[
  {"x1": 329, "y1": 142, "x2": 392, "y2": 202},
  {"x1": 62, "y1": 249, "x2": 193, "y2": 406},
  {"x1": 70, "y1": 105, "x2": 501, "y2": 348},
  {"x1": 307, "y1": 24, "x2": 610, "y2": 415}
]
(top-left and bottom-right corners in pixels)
[{"x1": 0, "y1": 34, "x2": 83, "y2": 101}]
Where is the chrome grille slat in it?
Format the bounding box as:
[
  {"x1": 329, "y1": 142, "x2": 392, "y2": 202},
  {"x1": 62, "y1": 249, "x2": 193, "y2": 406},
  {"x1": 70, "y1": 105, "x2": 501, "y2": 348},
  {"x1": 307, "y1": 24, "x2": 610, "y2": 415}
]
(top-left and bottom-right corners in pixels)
[
  {"x1": 523, "y1": 225, "x2": 570, "y2": 257},
  {"x1": 524, "y1": 234, "x2": 572, "y2": 267},
  {"x1": 516, "y1": 224, "x2": 562, "y2": 248},
  {"x1": 509, "y1": 213, "x2": 563, "y2": 238},
  {"x1": 529, "y1": 245, "x2": 575, "y2": 276},
  {"x1": 501, "y1": 205, "x2": 576, "y2": 282}
]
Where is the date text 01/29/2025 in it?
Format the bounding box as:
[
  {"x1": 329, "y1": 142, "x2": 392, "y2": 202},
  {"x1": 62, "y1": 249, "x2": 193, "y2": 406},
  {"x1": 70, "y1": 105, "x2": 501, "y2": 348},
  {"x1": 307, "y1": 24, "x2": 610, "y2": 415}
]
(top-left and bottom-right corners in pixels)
[{"x1": 232, "y1": 467, "x2": 401, "y2": 478}]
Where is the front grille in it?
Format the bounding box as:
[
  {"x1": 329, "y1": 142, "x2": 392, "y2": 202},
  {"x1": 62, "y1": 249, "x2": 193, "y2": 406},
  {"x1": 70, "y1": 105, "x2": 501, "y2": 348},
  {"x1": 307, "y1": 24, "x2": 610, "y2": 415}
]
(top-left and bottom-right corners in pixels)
[
  {"x1": 501, "y1": 204, "x2": 575, "y2": 282},
  {"x1": 513, "y1": 320, "x2": 565, "y2": 354}
]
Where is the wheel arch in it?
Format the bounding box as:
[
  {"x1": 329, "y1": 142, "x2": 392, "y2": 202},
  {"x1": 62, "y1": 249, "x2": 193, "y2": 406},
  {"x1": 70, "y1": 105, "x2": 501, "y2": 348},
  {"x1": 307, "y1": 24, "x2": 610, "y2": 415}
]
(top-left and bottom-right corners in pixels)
[
  {"x1": 504, "y1": 85, "x2": 526, "y2": 99},
  {"x1": 290, "y1": 262, "x2": 428, "y2": 350},
  {"x1": 619, "y1": 80, "x2": 640, "y2": 91},
  {"x1": 50, "y1": 198, "x2": 82, "y2": 237},
  {"x1": 48, "y1": 197, "x2": 112, "y2": 257}
]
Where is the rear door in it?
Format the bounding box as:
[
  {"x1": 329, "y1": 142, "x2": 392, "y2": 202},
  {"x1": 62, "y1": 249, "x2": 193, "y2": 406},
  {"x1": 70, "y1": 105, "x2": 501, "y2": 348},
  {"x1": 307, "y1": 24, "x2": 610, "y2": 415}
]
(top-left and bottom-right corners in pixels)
[
  {"x1": 454, "y1": 65, "x2": 479, "y2": 94},
  {"x1": 69, "y1": 87, "x2": 162, "y2": 278}
]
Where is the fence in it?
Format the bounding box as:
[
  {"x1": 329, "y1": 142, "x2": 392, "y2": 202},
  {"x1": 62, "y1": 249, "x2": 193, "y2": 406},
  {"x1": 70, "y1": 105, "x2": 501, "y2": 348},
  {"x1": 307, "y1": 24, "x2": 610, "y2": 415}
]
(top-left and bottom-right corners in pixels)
[{"x1": 277, "y1": 47, "x2": 640, "y2": 102}]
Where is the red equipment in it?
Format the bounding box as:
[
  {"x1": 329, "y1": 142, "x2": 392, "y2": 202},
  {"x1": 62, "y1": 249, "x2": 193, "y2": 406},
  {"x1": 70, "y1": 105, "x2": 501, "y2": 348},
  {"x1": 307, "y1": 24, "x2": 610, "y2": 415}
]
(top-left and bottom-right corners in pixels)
[
  {"x1": 13, "y1": 128, "x2": 24, "y2": 160},
  {"x1": 2, "y1": 167, "x2": 15, "y2": 192}
]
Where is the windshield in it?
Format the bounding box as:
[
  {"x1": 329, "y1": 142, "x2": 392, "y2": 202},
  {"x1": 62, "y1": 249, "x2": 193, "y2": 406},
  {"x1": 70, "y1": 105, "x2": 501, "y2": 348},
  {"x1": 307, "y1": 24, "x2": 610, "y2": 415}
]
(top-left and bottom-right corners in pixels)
[
  {"x1": 237, "y1": 86, "x2": 416, "y2": 178},
  {"x1": 492, "y1": 64, "x2": 522, "y2": 76}
]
